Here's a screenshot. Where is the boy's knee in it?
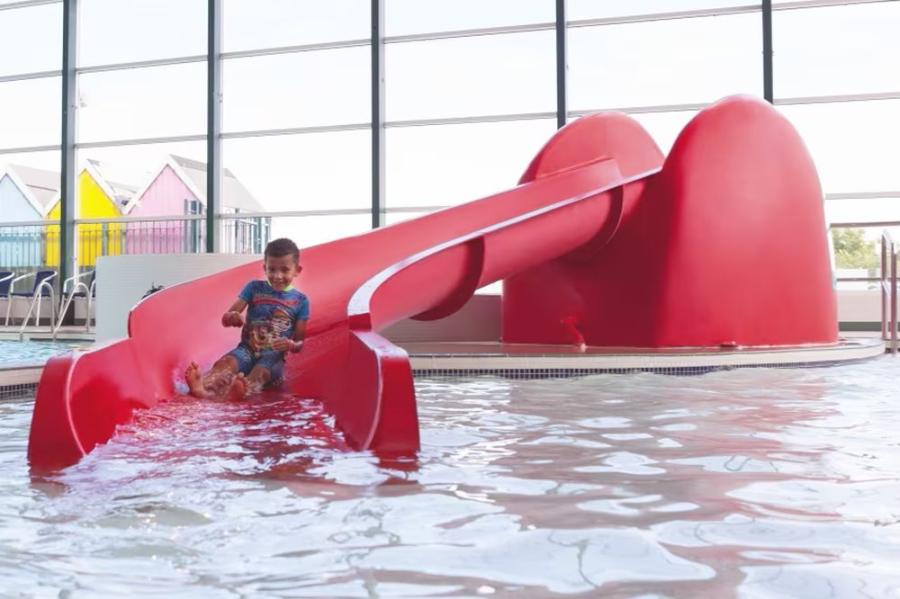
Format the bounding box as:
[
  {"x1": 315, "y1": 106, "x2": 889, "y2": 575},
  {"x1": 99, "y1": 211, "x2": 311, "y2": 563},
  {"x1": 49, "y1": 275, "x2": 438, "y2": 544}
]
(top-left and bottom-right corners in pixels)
[
  {"x1": 215, "y1": 355, "x2": 239, "y2": 371},
  {"x1": 248, "y1": 365, "x2": 272, "y2": 382}
]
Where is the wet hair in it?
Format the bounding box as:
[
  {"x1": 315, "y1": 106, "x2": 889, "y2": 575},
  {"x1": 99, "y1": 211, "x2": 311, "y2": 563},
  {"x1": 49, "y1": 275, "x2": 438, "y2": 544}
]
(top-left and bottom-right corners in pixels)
[{"x1": 264, "y1": 238, "x2": 300, "y2": 263}]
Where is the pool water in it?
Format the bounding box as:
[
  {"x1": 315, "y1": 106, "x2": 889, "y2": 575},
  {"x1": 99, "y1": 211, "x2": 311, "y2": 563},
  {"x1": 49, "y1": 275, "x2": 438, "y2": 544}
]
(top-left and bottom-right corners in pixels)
[
  {"x1": 2, "y1": 358, "x2": 900, "y2": 596},
  {"x1": 0, "y1": 339, "x2": 84, "y2": 365}
]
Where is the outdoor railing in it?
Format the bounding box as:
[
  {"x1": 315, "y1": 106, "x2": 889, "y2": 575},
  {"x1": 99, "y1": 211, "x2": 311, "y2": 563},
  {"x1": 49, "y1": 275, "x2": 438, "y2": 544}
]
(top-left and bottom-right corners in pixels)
[
  {"x1": 0, "y1": 215, "x2": 271, "y2": 275},
  {"x1": 881, "y1": 231, "x2": 897, "y2": 354}
]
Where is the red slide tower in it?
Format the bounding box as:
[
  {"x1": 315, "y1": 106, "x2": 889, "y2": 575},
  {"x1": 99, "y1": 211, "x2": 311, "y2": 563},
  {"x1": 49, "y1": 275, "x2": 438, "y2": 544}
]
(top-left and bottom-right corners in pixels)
[{"x1": 28, "y1": 96, "x2": 837, "y2": 471}]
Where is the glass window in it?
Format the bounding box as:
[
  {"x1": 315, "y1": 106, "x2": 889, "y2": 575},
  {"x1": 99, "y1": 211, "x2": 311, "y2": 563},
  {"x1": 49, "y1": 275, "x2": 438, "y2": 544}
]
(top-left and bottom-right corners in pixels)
[
  {"x1": 77, "y1": 63, "x2": 206, "y2": 143},
  {"x1": 223, "y1": 47, "x2": 370, "y2": 133},
  {"x1": 223, "y1": 0, "x2": 368, "y2": 53},
  {"x1": 0, "y1": 148, "x2": 60, "y2": 269},
  {"x1": 265, "y1": 214, "x2": 371, "y2": 248},
  {"x1": 569, "y1": 1, "x2": 758, "y2": 20},
  {"x1": 386, "y1": 0, "x2": 552, "y2": 37},
  {"x1": 70, "y1": 142, "x2": 219, "y2": 260},
  {"x1": 78, "y1": 0, "x2": 206, "y2": 67},
  {"x1": 384, "y1": 209, "x2": 436, "y2": 226},
  {"x1": 0, "y1": 148, "x2": 60, "y2": 221},
  {"x1": 223, "y1": 130, "x2": 371, "y2": 213},
  {"x1": 569, "y1": 13, "x2": 762, "y2": 110},
  {"x1": 387, "y1": 31, "x2": 556, "y2": 121},
  {"x1": 75, "y1": 142, "x2": 207, "y2": 194},
  {"x1": 0, "y1": 3, "x2": 61, "y2": 76},
  {"x1": 74, "y1": 141, "x2": 207, "y2": 221},
  {"x1": 386, "y1": 119, "x2": 557, "y2": 208},
  {"x1": 0, "y1": 149, "x2": 60, "y2": 174},
  {"x1": 774, "y1": 3, "x2": 900, "y2": 98},
  {"x1": 0, "y1": 77, "x2": 61, "y2": 148},
  {"x1": 777, "y1": 100, "x2": 900, "y2": 195},
  {"x1": 628, "y1": 110, "x2": 699, "y2": 155},
  {"x1": 826, "y1": 199, "x2": 900, "y2": 228},
  {"x1": 828, "y1": 225, "x2": 887, "y2": 287}
]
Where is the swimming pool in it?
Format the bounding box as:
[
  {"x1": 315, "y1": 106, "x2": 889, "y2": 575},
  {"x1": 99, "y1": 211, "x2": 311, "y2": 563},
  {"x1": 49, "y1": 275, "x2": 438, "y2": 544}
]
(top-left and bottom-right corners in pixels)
[
  {"x1": 2, "y1": 358, "x2": 899, "y2": 596},
  {"x1": 0, "y1": 339, "x2": 83, "y2": 366}
]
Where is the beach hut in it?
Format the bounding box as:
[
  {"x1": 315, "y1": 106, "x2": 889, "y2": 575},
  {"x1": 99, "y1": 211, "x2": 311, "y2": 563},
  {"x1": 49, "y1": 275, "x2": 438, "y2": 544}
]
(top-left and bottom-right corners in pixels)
[
  {"x1": 45, "y1": 161, "x2": 135, "y2": 268},
  {"x1": 123, "y1": 155, "x2": 268, "y2": 255},
  {"x1": 0, "y1": 164, "x2": 59, "y2": 268}
]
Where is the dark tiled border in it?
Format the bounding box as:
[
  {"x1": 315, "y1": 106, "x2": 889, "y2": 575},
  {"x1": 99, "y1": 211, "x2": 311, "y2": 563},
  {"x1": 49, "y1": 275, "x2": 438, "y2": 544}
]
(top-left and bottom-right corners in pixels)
[
  {"x1": 0, "y1": 382, "x2": 38, "y2": 400},
  {"x1": 412, "y1": 356, "x2": 881, "y2": 379}
]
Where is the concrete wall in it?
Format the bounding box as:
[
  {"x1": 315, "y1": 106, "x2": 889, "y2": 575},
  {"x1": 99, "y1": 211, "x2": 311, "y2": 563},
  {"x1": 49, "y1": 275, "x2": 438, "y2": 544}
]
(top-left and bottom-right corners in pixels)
[
  {"x1": 383, "y1": 289, "x2": 884, "y2": 343},
  {"x1": 838, "y1": 289, "x2": 881, "y2": 327},
  {"x1": 383, "y1": 295, "x2": 501, "y2": 343},
  {"x1": 95, "y1": 253, "x2": 260, "y2": 342},
  {"x1": 96, "y1": 260, "x2": 885, "y2": 346}
]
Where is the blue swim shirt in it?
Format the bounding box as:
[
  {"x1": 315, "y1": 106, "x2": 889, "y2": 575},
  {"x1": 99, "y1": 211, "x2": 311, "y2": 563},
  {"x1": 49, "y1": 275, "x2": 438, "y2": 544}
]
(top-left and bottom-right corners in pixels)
[{"x1": 238, "y1": 280, "x2": 310, "y2": 355}]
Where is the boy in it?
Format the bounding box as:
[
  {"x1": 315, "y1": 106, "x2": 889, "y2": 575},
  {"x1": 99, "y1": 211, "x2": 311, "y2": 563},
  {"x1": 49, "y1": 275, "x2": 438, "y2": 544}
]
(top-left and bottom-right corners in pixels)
[{"x1": 185, "y1": 238, "x2": 310, "y2": 400}]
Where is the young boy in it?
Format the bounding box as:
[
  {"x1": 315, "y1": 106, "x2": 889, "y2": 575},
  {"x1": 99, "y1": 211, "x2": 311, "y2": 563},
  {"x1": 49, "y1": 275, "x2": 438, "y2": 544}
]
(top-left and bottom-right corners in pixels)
[{"x1": 185, "y1": 238, "x2": 310, "y2": 400}]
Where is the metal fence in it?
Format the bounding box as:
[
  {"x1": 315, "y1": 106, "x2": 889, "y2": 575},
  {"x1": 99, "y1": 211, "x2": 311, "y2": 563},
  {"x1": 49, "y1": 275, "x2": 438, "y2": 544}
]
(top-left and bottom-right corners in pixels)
[{"x1": 0, "y1": 215, "x2": 271, "y2": 274}]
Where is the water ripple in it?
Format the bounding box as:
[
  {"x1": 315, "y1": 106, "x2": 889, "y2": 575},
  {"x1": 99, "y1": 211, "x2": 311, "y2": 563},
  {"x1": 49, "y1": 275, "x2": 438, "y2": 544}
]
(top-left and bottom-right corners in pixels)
[{"x1": 1, "y1": 358, "x2": 900, "y2": 596}]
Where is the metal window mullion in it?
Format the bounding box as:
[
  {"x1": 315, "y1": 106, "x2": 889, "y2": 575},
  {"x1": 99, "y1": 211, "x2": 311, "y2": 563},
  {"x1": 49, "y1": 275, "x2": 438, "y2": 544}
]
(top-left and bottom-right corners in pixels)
[
  {"x1": 763, "y1": 0, "x2": 773, "y2": 102},
  {"x1": 372, "y1": 0, "x2": 385, "y2": 229},
  {"x1": 207, "y1": 0, "x2": 221, "y2": 253},
  {"x1": 556, "y1": 0, "x2": 568, "y2": 129},
  {"x1": 76, "y1": 54, "x2": 207, "y2": 75},
  {"x1": 0, "y1": 70, "x2": 62, "y2": 84},
  {"x1": 0, "y1": 0, "x2": 60, "y2": 11},
  {"x1": 59, "y1": 0, "x2": 77, "y2": 285}
]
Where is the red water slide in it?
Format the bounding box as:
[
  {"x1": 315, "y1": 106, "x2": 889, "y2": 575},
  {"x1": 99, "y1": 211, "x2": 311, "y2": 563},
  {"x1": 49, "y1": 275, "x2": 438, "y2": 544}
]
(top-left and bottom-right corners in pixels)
[{"x1": 27, "y1": 96, "x2": 837, "y2": 471}]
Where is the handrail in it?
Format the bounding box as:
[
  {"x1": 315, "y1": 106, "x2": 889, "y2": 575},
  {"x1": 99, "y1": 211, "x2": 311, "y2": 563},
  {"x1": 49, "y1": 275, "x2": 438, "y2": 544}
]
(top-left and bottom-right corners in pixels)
[
  {"x1": 881, "y1": 231, "x2": 897, "y2": 354},
  {"x1": 17, "y1": 273, "x2": 57, "y2": 340},
  {"x1": 4, "y1": 272, "x2": 35, "y2": 326},
  {"x1": 348, "y1": 165, "x2": 661, "y2": 325},
  {"x1": 53, "y1": 271, "x2": 94, "y2": 339}
]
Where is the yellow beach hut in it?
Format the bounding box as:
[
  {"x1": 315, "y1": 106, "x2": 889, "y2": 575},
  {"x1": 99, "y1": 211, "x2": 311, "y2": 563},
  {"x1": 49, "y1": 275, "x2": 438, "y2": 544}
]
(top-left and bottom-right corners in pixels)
[{"x1": 45, "y1": 161, "x2": 136, "y2": 268}]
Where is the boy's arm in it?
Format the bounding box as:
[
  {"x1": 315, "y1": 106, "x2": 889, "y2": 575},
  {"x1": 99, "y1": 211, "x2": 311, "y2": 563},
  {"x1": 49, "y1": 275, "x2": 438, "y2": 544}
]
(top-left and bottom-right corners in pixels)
[{"x1": 222, "y1": 298, "x2": 248, "y2": 327}]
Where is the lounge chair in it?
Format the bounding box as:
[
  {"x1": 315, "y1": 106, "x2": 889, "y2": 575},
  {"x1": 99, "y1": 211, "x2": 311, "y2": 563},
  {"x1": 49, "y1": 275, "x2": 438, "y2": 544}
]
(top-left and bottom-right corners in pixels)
[
  {"x1": 5, "y1": 269, "x2": 57, "y2": 328},
  {"x1": 0, "y1": 271, "x2": 14, "y2": 325}
]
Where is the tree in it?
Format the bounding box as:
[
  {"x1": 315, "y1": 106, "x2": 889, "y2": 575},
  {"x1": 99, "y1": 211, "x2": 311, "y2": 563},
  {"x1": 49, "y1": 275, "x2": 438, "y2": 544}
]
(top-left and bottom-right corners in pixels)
[{"x1": 832, "y1": 228, "x2": 879, "y2": 271}]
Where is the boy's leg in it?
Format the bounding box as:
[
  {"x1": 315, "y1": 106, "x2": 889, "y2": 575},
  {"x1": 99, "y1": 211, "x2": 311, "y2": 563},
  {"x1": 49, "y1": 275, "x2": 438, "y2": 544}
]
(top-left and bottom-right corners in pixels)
[
  {"x1": 201, "y1": 355, "x2": 240, "y2": 393},
  {"x1": 225, "y1": 353, "x2": 283, "y2": 399},
  {"x1": 185, "y1": 347, "x2": 249, "y2": 398}
]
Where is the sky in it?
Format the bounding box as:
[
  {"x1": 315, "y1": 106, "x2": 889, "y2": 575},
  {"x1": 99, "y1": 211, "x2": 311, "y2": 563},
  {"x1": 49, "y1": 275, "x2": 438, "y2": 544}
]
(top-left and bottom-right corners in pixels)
[{"x1": 1, "y1": 0, "x2": 899, "y2": 248}]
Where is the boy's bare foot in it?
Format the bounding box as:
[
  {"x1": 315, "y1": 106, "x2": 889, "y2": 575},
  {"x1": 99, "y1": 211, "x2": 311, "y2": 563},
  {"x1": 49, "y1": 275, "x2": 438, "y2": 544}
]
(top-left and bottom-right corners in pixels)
[
  {"x1": 206, "y1": 370, "x2": 233, "y2": 397},
  {"x1": 184, "y1": 362, "x2": 209, "y2": 398},
  {"x1": 225, "y1": 374, "x2": 248, "y2": 402}
]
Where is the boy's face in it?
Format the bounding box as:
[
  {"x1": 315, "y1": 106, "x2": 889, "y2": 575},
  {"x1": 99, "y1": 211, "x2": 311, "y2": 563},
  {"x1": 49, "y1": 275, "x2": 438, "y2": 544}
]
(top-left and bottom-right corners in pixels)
[{"x1": 264, "y1": 254, "x2": 300, "y2": 291}]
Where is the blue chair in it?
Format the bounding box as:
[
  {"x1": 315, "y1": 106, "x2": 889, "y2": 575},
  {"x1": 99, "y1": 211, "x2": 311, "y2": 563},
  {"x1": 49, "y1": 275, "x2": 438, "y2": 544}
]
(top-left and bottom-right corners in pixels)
[
  {"x1": 0, "y1": 272, "x2": 14, "y2": 325},
  {"x1": 55, "y1": 270, "x2": 96, "y2": 336},
  {"x1": 5, "y1": 269, "x2": 57, "y2": 328}
]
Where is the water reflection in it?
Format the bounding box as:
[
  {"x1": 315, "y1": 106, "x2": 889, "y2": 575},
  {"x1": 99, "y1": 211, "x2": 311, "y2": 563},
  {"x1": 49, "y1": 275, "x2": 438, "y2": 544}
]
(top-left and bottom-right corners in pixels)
[{"x1": 1, "y1": 359, "x2": 900, "y2": 596}]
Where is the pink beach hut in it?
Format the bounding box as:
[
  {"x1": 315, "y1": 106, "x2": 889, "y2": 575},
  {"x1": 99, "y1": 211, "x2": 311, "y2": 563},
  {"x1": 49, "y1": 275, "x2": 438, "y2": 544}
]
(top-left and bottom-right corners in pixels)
[{"x1": 123, "y1": 155, "x2": 267, "y2": 255}]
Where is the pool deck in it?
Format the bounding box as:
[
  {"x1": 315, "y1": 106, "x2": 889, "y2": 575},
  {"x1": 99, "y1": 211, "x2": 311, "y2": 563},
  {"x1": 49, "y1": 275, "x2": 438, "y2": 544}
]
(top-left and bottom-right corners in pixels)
[
  {"x1": 401, "y1": 336, "x2": 887, "y2": 376},
  {"x1": 0, "y1": 332, "x2": 889, "y2": 398},
  {"x1": 0, "y1": 325, "x2": 95, "y2": 343}
]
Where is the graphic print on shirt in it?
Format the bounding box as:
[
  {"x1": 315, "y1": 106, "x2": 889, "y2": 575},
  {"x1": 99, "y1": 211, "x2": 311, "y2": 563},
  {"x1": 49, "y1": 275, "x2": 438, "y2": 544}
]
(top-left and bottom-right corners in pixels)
[{"x1": 238, "y1": 280, "x2": 310, "y2": 356}]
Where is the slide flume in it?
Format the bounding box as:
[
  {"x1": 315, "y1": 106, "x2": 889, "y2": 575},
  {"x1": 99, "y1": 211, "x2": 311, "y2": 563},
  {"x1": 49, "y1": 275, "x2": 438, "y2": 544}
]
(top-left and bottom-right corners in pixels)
[{"x1": 28, "y1": 142, "x2": 660, "y2": 470}]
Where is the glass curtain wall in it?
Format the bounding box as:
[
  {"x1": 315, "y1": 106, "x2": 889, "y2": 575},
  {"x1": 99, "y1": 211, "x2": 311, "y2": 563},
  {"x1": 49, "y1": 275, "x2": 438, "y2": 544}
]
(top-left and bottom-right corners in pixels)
[
  {"x1": 1, "y1": 0, "x2": 898, "y2": 282},
  {"x1": 222, "y1": 0, "x2": 371, "y2": 246},
  {"x1": 0, "y1": 1, "x2": 62, "y2": 272},
  {"x1": 73, "y1": 0, "x2": 207, "y2": 265},
  {"x1": 772, "y1": 1, "x2": 900, "y2": 287}
]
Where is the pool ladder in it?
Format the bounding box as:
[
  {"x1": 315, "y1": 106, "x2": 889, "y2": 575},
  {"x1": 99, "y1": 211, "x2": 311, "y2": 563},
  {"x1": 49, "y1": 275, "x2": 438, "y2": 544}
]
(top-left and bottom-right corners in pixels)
[{"x1": 881, "y1": 231, "x2": 898, "y2": 354}]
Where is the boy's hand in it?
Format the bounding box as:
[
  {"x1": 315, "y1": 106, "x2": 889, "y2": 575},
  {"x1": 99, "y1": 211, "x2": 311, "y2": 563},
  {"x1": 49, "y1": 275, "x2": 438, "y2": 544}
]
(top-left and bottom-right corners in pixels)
[
  {"x1": 272, "y1": 338, "x2": 303, "y2": 353},
  {"x1": 222, "y1": 311, "x2": 244, "y2": 327}
]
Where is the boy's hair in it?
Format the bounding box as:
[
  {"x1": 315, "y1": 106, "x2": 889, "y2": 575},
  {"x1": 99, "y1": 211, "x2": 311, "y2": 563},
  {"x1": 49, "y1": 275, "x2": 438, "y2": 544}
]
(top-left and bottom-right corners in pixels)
[{"x1": 264, "y1": 238, "x2": 300, "y2": 263}]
